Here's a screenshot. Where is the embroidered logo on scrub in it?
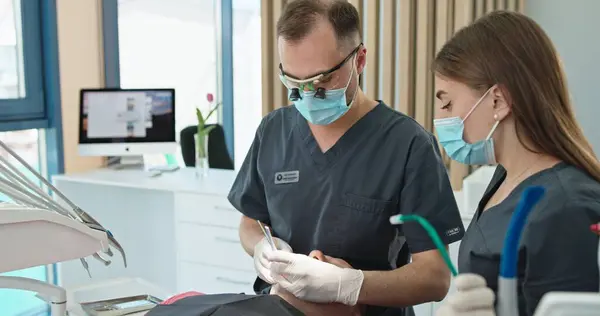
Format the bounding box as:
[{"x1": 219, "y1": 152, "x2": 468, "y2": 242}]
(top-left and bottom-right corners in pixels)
[
  {"x1": 274, "y1": 171, "x2": 299, "y2": 184},
  {"x1": 445, "y1": 227, "x2": 461, "y2": 237}
]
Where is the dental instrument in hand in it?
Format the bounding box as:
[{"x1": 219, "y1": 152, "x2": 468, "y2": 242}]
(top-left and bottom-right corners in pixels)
[
  {"x1": 498, "y1": 186, "x2": 546, "y2": 316},
  {"x1": 0, "y1": 138, "x2": 127, "y2": 276},
  {"x1": 257, "y1": 220, "x2": 276, "y2": 250},
  {"x1": 265, "y1": 226, "x2": 277, "y2": 249},
  {"x1": 389, "y1": 214, "x2": 458, "y2": 276}
]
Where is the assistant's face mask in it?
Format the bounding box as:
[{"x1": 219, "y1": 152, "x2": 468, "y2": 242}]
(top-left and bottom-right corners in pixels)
[
  {"x1": 433, "y1": 87, "x2": 500, "y2": 165},
  {"x1": 282, "y1": 60, "x2": 358, "y2": 125}
]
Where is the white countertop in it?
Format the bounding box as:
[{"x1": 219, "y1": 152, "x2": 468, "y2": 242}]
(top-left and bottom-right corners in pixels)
[{"x1": 53, "y1": 167, "x2": 237, "y2": 196}]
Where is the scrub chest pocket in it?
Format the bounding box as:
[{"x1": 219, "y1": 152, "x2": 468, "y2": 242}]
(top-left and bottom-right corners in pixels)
[
  {"x1": 334, "y1": 193, "x2": 399, "y2": 260},
  {"x1": 342, "y1": 193, "x2": 396, "y2": 215}
]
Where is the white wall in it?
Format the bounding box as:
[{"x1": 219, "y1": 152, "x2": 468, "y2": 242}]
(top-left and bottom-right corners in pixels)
[{"x1": 526, "y1": 0, "x2": 600, "y2": 153}]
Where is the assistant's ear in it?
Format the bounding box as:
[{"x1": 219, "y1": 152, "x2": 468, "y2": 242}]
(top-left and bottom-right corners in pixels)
[
  {"x1": 356, "y1": 46, "x2": 367, "y2": 75},
  {"x1": 491, "y1": 84, "x2": 512, "y2": 121}
]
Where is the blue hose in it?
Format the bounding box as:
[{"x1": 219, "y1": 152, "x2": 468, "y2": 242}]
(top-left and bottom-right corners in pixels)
[{"x1": 497, "y1": 185, "x2": 546, "y2": 316}]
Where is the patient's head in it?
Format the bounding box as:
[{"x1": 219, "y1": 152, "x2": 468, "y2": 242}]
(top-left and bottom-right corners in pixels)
[
  {"x1": 271, "y1": 250, "x2": 363, "y2": 316},
  {"x1": 308, "y1": 250, "x2": 353, "y2": 268}
]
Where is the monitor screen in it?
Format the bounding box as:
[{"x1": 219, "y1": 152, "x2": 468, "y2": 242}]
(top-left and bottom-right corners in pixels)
[{"x1": 79, "y1": 89, "x2": 176, "y2": 145}]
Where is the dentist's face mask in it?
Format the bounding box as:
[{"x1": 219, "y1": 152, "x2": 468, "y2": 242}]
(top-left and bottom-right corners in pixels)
[
  {"x1": 279, "y1": 44, "x2": 362, "y2": 125},
  {"x1": 433, "y1": 87, "x2": 500, "y2": 165}
]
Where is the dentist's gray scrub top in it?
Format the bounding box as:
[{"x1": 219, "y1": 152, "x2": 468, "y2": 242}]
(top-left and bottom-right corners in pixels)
[
  {"x1": 458, "y1": 162, "x2": 600, "y2": 316},
  {"x1": 228, "y1": 102, "x2": 465, "y2": 316}
]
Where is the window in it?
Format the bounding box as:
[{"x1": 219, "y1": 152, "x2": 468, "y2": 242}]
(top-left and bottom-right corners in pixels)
[
  {"x1": 0, "y1": 0, "x2": 45, "y2": 121},
  {"x1": 0, "y1": 129, "x2": 49, "y2": 316},
  {"x1": 232, "y1": 0, "x2": 262, "y2": 170},
  {"x1": 117, "y1": 0, "x2": 219, "y2": 139},
  {"x1": 106, "y1": 0, "x2": 236, "y2": 164}
]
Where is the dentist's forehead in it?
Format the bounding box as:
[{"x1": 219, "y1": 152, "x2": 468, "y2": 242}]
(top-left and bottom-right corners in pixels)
[{"x1": 278, "y1": 18, "x2": 346, "y2": 80}]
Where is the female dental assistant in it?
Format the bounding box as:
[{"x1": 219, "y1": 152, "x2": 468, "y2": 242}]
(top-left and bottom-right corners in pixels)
[{"x1": 432, "y1": 11, "x2": 600, "y2": 316}]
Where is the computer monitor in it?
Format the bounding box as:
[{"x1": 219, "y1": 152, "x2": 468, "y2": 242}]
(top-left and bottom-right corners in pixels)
[{"x1": 78, "y1": 88, "x2": 177, "y2": 157}]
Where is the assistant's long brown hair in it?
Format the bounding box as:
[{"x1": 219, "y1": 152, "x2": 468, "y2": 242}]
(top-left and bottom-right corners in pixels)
[{"x1": 433, "y1": 11, "x2": 600, "y2": 182}]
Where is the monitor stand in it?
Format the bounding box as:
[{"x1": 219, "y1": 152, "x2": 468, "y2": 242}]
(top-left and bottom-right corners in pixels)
[{"x1": 107, "y1": 156, "x2": 145, "y2": 170}]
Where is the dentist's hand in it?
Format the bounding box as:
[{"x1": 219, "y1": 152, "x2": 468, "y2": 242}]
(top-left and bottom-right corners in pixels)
[
  {"x1": 266, "y1": 250, "x2": 364, "y2": 305},
  {"x1": 435, "y1": 273, "x2": 495, "y2": 316},
  {"x1": 253, "y1": 237, "x2": 292, "y2": 284}
]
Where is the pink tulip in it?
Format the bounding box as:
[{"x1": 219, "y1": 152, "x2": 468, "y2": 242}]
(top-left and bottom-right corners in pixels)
[{"x1": 207, "y1": 93, "x2": 214, "y2": 103}]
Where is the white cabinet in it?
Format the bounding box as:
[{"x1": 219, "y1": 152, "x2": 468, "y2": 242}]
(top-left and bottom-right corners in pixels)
[
  {"x1": 175, "y1": 222, "x2": 253, "y2": 271},
  {"x1": 53, "y1": 168, "x2": 252, "y2": 295},
  {"x1": 175, "y1": 192, "x2": 240, "y2": 228}
]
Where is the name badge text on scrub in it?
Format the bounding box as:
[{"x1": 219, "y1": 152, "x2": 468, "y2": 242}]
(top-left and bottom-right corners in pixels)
[
  {"x1": 445, "y1": 227, "x2": 461, "y2": 237},
  {"x1": 274, "y1": 171, "x2": 299, "y2": 184}
]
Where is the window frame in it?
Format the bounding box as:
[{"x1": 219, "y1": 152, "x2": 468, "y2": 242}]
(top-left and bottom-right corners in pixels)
[
  {"x1": 40, "y1": 0, "x2": 65, "y2": 297},
  {"x1": 0, "y1": 0, "x2": 46, "y2": 123},
  {"x1": 102, "y1": 0, "x2": 236, "y2": 162}
]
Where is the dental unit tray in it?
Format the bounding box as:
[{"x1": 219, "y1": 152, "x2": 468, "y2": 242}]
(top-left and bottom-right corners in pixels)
[
  {"x1": 80, "y1": 294, "x2": 162, "y2": 316},
  {"x1": 0, "y1": 138, "x2": 127, "y2": 315}
]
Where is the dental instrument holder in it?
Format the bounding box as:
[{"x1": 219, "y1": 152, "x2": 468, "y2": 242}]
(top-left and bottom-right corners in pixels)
[
  {"x1": 0, "y1": 136, "x2": 126, "y2": 315},
  {"x1": 0, "y1": 206, "x2": 111, "y2": 315},
  {"x1": 497, "y1": 186, "x2": 546, "y2": 316}
]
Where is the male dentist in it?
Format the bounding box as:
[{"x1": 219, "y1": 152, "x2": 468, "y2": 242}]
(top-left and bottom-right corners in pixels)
[{"x1": 228, "y1": 0, "x2": 465, "y2": 315}]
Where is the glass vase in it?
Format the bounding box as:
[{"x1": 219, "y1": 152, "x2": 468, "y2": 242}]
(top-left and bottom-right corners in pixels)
[{"x1": 194, "y1": 133, "x2": 209, "y2": 178}]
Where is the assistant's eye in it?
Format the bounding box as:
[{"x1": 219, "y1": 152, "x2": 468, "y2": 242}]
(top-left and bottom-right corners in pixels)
[{"x1": 441, "y1": 101, "x2": 452, "y2": 110}]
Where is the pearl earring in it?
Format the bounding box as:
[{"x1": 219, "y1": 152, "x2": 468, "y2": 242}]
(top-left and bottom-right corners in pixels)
[{"x1": 494, "y1": 114, "x2": 499, "y2": 120}]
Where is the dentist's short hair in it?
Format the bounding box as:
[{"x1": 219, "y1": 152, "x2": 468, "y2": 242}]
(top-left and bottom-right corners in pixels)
[{"x1": 276, "y1": 0, "x2": 361, "y2": 50}]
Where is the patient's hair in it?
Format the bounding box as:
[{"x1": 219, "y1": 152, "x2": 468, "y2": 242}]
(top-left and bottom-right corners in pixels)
[{"x1": 276, "y1": 0, "x2": 361, "y2": 49}]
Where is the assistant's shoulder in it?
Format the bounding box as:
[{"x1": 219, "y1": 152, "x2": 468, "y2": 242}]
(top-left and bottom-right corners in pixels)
[
  {"x1": 545, "y1": 164, "x2": 600, "y2": 204},
  {"x1": 530, "y1": 163, "x2": 600, "y2": 224},
  {"x1": 257, "y1": 105, "x2": 297, "y2": 137},
  {"x1": 557, "y1": 164, "x2": 600, "y2": 213}
]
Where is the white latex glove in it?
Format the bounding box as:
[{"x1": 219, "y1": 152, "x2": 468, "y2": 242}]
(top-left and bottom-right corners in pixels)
[
  {"x1": 253, "y1": 237, "x2": 292, "y2": 284},
  {"x1": 265, "y1": 250, "x2": 364, "y2": 305},
  {"x1": 435, "y1": 273, "x2": 496, "y2": 316}
]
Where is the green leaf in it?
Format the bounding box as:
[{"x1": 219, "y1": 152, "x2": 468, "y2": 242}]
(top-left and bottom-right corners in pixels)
[
  {"x1": 205, "y1": 102, "x2": 221, "y2": 121},
  {"x1": 196, "y1": 108, "x2": 205, "y2": 128},
  {"x1": 200, "y1": 125, "x2": 216, "y2": 136}
]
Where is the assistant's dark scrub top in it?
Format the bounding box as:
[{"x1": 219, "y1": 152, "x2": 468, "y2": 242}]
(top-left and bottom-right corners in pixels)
[
  {"x1": 459, "y1": 162, "x2": 600, "y2": 316},
  {"x1": 228, "y1": 102, "x2": 465, "y2": 316}
]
